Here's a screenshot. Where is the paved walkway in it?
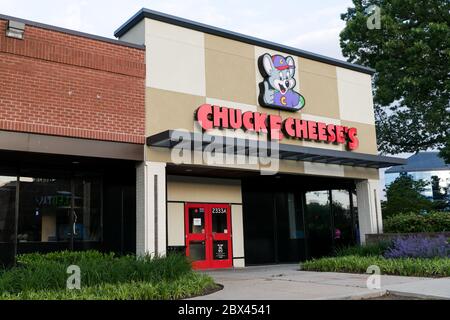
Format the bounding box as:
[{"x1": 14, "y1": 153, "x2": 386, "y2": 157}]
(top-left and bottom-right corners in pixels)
[
  {"x1": 191, "y1": 264, "x2": 449, "y2": 300},
  {"x1": 385, "y1": 278, "x2": 450, "y2": 299}
]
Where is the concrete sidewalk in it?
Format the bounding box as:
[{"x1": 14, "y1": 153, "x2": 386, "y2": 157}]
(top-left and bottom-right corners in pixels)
[
  {"x1": 191, "y1": 264, "x2": 449, "y2": 300},
  {"x1": 385, "y1": 278, "x2": 450, "y2": 300}
]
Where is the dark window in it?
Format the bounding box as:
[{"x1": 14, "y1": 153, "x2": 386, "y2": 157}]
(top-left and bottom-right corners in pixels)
[
  {"x1": 305, "y1": 190, "x2": 332, "y2": 258},
  {"x1": 73, "y1": 178, "x2": 102, "y2": 243},
  {"x1": 188, "y1": 207, "x2": 205, "y2": 234},
  {"x1": 243, "y1": 176, "x2": 359, "y2": 264},
  {"x1": 211, "y1": 207, "x2": 228, "y2": 233},
  {"x1": 275, "y1": 192, "x2": 306, "y2": 262},
  {"x1": 0, "y1": 176, "x2": 17, "y2": 244},
  {"x1": 352, "y1": 190, "x2": 360, "y2": 244},
  {"x1": 18, "y1": 176, "x2": 101, "y2": 244},
  {"x1": 18, "y1": 177, "x2": 72, "y2": 243},
  {"x1": 189, "y1": 241, "x2": 206, "y2": 261},
  {"x1": 332, "y1": 190, "x2": 354, "y2": 249},
  {"x1": 242, "y1": 191, "x2": 276, "y2": 264}
]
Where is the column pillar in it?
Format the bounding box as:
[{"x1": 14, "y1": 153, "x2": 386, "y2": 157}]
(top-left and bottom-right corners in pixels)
[
  {"x1": 136, "y1": 161, "x2": 167, "y2": 257},
  {"x1": 356, "y1": 179, "x2": 383, "y2": 244}
]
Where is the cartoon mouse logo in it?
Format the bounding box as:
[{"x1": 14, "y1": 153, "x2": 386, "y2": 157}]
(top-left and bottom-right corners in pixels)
[{"x1": 258, "y1": 54, "x2": 305, "y2": 112}]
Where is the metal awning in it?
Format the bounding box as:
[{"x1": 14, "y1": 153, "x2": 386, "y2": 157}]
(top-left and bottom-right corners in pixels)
[{"x1": 147, "y1": 130, "x2": 406, "y2": 169}]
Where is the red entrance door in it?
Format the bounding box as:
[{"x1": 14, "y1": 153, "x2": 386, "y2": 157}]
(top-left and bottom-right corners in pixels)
[{"x1": 185, "y1": 203, "x2": 232, "y2": 269}]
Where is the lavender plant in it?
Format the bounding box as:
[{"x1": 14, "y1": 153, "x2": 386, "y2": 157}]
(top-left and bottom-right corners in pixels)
[{"x1": 384, "y1": 235, "x2": 450, "y2": 259}]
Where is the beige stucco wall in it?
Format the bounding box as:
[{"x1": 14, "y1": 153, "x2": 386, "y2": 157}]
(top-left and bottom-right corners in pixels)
[
  {"x1": 167, "y1": 202, "x2": 185, "y2": 247},
  {"x1": 167, "y1": 175, "x2": 242, "y2": 203},
  {"x1": 231, "y1": 204, "x2": 245, "y2": 267},
  {"x1": 141, "y1": 18, "x2": 379, "y2": 179}
]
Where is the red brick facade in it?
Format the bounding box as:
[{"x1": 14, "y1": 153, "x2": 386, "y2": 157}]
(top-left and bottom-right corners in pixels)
[{"x1": 0, "y1": 19, "x2": 145, "y2": 144}]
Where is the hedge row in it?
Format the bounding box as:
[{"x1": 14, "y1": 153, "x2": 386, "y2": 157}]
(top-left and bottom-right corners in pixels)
[
  {"x1": 302, "y1": 255, "x2": 450, "y2": 278},
  {"x1": 383, "y1": 212, "x2": 450, "y2": 233}
]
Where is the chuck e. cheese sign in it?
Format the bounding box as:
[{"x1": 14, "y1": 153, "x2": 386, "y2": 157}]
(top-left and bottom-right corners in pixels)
[{"x1": 195, "y1": 104, "x2": 360, "y2": 151}]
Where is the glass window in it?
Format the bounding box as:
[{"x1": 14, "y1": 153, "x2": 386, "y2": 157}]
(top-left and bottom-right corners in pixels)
[
  {"x1": 18, "y1": 177, "x2": 72, "y2": 243},
  {"x1": 73, "y1": 178, "x2": 102, "y2": 242},
  {"x1": 275, "y1": 192, "x2": 306, "y2": 262},
  {"x1": 211, "y1": 207, "x2": 228, "y2": 233},
  {"x1": 189, "y1": 241, "x2": 206, "y2": 261},
  {"x1": 352, "y1": 190, "x2": 360, "y2": 244},
  {"x1": 287, "y1": 193, "x2": 304, "y2": 240},
  {"x1": 18, "y1": 176, "x2": 102, "y2": 243},
  {"x1": 305, "y1": 190, "x2": 332, "y2": 258},
  {"x1": 332, "y1": 190, "x2": 354, "y2": 248},
  {"x1": 0, "y1": 176, "x2": 17, "y2": 243},
  {"x1": 189, "y1": 207, "x2": 205, "y2": 234}
]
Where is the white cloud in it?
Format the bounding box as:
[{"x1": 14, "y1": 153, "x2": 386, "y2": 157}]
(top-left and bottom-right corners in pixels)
[
  {"x1": 0, "y1": 0, "x2": 353, "y2": 59},
  {"x1": 287, "y1": 27, "x2": 344, "y2": 59}
]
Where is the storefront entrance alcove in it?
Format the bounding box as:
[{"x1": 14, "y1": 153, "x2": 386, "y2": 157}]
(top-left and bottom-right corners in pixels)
[{"x1": 242, "y1": 175, "x2": 359, "y2": 265}]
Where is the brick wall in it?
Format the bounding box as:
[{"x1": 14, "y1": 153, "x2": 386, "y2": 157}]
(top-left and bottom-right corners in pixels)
[{"x1": 0, "y1": 19, "x2": 145, "y2": 144}]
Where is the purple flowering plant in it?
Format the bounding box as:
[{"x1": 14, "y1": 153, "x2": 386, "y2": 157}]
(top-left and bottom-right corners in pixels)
[{"x1": 384, "y1": 235, "x2": 450, "y2": 259}]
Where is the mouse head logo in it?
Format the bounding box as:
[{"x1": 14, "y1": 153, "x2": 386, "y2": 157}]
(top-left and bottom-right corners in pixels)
[{"x1": 258, "y1": 54, "x2": 305, "y2": 112}]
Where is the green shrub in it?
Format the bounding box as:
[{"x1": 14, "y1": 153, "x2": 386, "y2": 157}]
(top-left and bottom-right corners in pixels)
[
  {"x1": 335, "y1": 242, "x2": 391, "y2": 257},
  {"x1": 384, "y1": 211, "x2": 450, "y2": 233},
  {"x1": 301, "y1": 255, "x2": 450, "y2": 278},
  {"x1": 0, "y1": 251, "x2": 215, "y2": 300},
  {"x1": 0, "y1": 273, "x2": 215, "y2": 300}
]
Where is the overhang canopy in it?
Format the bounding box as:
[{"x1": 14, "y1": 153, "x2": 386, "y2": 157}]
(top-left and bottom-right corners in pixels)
[{"x1": 147, "y1": 130, "x2": 406, "y2": 169}]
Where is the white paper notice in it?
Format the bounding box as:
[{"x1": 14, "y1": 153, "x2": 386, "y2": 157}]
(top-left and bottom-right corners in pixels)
[{"x1": 193, "y1": 218, "x2": 202, "y2": 226}]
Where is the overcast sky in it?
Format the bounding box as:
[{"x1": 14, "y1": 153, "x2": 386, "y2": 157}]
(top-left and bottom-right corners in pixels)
[{"x1": 0, "y1": 0, "x2": 354, "y2": 60}]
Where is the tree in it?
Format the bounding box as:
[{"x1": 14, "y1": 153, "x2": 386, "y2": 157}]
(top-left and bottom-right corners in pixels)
[
  {"x1": 382, "y1": 173, "x2": 433, "y2": 217},
  {"x1": 340, "y1": 0, "x2": 450, "y2": 157},
  {"x1": 431, "y1": 175, "x2": 449, "y2": 210},
  {"x1": 439, "y1": 136, "x2": 450, "y2": 164}
]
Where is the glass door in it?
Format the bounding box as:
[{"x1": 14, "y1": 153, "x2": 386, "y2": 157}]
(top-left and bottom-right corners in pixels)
[
  {"x1": 185, "y1": 203, "x2": 232, "y2": 269},
  {"x1": 210, "y1": 204, "x2": 232, "y2": 269},
  {"x1": 185, "y1": 203, "x2": 209, "y2": 269}
]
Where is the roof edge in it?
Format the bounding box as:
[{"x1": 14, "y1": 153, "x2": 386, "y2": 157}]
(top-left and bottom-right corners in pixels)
[
  {"x1": 0, "y1": 13, "x2": 145, "y2": 50},
  {"x1": 114, "y1": 8, "x2": 376, "y2": 75},
  {"x1": 385, "y1": 168, "x2": 450, "y2": 174}
]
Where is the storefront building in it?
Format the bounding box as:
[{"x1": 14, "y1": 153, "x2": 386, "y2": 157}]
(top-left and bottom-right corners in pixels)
[
  {"x1": 0, "y1": 9, "x2": 405, "y2": 268},
  {"x1": 0, "y1": 14, "x2": 145, "y2": 266}
]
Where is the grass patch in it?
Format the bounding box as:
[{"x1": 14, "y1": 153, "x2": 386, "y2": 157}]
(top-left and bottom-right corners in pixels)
[
  {"x1": 301, "y1": 255, "x2": 450, "y2": 278},
  {"x1": 335, "y1": 242, "x2": 391, "y2": 257},
  {"x1": 0, "y1": 251, "x2": 217, "y2": 300}
]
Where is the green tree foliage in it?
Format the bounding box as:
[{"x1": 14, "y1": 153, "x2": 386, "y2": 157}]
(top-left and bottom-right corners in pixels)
[
  {"x1": 440, "y1": 136, "x2": 450, "y2": 164},
  {"x1": 340, "y1": 0, "x2": 450, "y2": 156},
  {"x1": 382, "y1": 173, "x2": 433, "y2": 217},
  {"x1": 384, "y1": 211, "x2": 450, "y2": 233},
  {"x1": 430, "y1": 175, "x2": 449, "y2": 210}
]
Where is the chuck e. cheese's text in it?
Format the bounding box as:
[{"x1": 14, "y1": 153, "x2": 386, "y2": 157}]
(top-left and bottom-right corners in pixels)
[{"x1": 195, "y1": 104, "x2": 359, "y2": 150}]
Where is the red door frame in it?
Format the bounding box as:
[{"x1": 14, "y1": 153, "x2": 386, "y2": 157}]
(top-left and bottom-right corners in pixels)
[{"x1": 185, "y1": 203, "x2": 232, "y2": 270}]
